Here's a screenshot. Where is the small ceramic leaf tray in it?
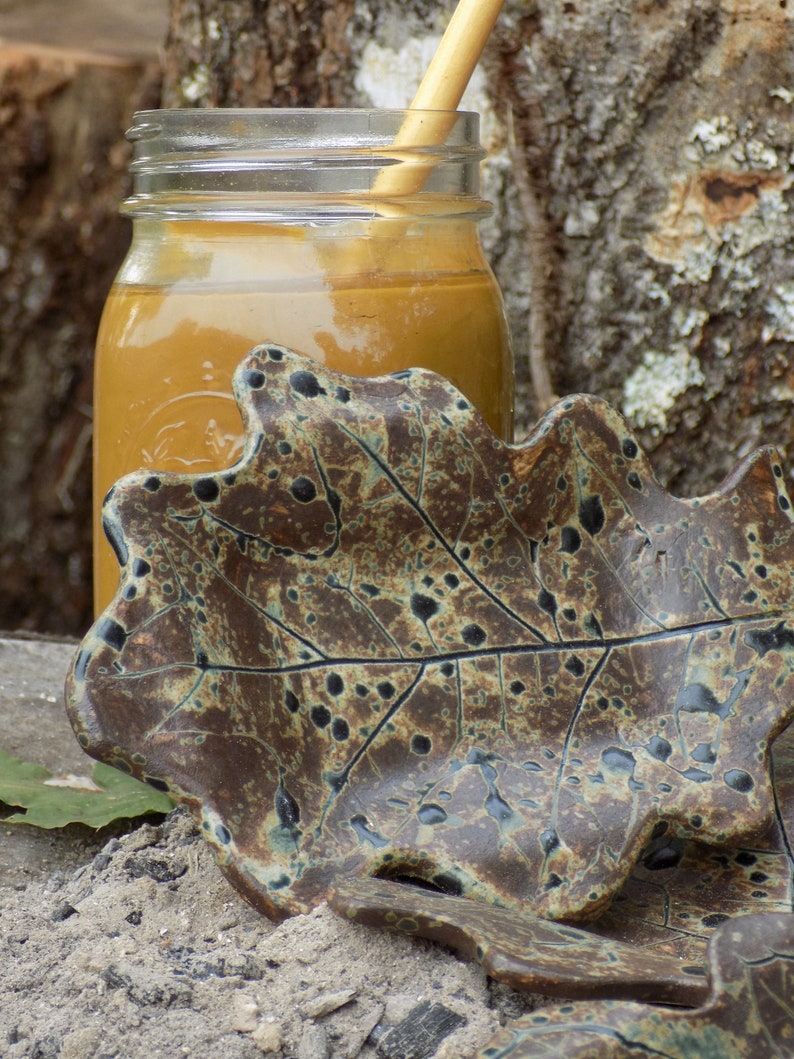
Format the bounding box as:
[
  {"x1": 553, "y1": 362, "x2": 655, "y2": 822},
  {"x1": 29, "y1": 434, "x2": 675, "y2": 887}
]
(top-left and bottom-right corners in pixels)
[{"x1": 67, "y1": 344, "x2": 794, "y2": 1056}]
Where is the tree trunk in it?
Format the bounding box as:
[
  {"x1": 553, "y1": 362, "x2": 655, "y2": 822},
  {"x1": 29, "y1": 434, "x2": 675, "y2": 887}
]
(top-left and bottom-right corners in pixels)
[
  {"x1": 161, "y1": 0, "x2": 356, "y2": 108},
  {"x1": 0, "y1": 46, "x2": 159, "y2": 634},
  {"x1": 487, "y1": 0, "x2": 794, "y2": 496},
  {"x1": 163, "y1": 0, "x2": 794, "y2": 500}
]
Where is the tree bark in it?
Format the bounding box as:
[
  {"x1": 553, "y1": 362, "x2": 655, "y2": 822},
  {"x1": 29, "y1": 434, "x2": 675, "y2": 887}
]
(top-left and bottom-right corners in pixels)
[
  {"x1": 163, "y1": 0, "x2": 794, "y2": 499},
  {"x1": 161, "y1": 0, "x2": 357, "y2": 108},
  {"x1": 0, "y1": 46, "x2": 159, "y2": 634},
  {"x1": 487, "y1": 0, "x2": 794, "y2": 496}
]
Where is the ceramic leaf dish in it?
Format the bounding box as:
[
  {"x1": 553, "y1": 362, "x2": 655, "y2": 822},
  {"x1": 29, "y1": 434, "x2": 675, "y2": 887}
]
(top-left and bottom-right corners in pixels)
[{"x1": 67, "y1": 344, "x2": 794, "y2": 1056}]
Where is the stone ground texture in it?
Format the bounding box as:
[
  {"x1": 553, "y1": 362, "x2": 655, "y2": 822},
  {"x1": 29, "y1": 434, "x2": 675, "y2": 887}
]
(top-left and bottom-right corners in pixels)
[{"x1": 0, "y1": 637, "x2": 533, "y2": 1058}]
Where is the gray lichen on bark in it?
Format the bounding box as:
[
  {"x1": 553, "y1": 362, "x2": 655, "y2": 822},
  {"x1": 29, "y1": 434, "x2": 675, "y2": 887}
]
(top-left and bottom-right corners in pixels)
[{"x1": 488, "y1": 0, "x2": 794, "y2": 493}]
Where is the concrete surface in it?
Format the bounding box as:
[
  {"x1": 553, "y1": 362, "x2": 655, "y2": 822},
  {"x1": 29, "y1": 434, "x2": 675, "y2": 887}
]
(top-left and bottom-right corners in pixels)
[{"x1": 0, "y1": 635, "x2": 121, "y2": 888}]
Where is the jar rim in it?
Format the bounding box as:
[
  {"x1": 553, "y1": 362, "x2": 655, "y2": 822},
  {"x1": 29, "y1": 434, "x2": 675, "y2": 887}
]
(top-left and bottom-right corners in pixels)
[
  {"x1": 123, "y1": 108, "x2": 489, "y2": 213},
  {"x1": 128, "y1": 108, "x2": 482, "y2": 150}
]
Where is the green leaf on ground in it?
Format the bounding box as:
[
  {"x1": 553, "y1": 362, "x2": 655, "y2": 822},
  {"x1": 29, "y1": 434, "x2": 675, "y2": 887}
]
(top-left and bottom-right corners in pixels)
[{"x1": 0, "y1": 748, "x2": 174, "y2": 829}]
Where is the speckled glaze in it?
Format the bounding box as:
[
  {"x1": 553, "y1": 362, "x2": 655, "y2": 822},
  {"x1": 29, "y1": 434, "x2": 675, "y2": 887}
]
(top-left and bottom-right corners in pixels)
[
  {"x1": 328, "y1": 876, "x2": 711, "y2": 1006},
  {"x1": 67, "y1": 344, "x2": 794, "y2": 939},
  {"x1": 473, "y1": 911, "x2": 794, "y2": 1058}
]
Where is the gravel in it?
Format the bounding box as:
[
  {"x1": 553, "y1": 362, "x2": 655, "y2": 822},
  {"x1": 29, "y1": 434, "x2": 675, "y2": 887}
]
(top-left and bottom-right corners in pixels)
[{"x1": 0, "y1": 811, "x2": 527, "y2": 1057}]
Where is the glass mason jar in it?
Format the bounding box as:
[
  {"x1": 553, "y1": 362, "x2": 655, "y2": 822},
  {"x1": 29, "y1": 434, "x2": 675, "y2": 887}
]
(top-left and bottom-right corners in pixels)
[{"x1": 93, "y1": 108, "x2": 515, "y2": 612}]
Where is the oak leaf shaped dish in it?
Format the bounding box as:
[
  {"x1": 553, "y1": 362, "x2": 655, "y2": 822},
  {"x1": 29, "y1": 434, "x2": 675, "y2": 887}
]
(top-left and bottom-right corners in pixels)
[
  {"x1": 328, "y1": 876, "x2": 711, "y2": 1006},
  {"x1": 473, "y1": 911, "x2": 794, "y2": 1058},
  {"x1": 67, "y1": 343, "x2": 794, "y2": 926}
]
